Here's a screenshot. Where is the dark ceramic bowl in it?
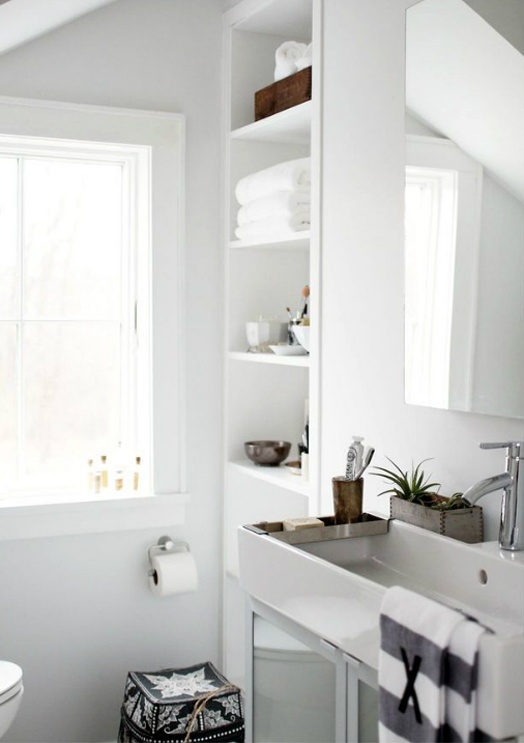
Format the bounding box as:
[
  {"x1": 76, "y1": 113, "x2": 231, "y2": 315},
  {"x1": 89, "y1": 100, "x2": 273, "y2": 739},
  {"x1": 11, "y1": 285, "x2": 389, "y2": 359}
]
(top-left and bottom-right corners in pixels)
[{"x1": 244, "y1": 440, "x2": 291, "y2": 466}]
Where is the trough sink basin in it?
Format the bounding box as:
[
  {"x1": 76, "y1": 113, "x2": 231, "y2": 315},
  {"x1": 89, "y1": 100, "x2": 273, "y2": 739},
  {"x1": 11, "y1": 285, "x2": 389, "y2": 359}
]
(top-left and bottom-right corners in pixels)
[{"x1": 238, "y1": 519, "x2": 524, "y2": 740}]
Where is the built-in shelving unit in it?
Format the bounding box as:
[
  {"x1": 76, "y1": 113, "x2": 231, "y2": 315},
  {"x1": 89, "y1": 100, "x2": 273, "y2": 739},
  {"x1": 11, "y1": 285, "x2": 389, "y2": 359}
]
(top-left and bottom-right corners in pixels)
[{"x1": 222, "y1": 0, "x2": 319, "y2": 686}]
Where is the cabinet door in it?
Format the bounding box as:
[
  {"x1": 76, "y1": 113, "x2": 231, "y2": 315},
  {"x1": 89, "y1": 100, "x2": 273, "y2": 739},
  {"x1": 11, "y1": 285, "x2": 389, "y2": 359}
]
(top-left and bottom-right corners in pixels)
[
  {"x1": 344, "y1": 653, "x2": 379, "y2": 743},
  {"x1": 252, "y1": 615, "x2": 337, "y2": 743}
]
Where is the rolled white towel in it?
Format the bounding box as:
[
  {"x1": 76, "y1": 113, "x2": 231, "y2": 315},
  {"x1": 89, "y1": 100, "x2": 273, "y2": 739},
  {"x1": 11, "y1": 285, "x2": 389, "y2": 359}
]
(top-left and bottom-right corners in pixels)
[
  {"x1": 296, "y1": 43, "x2": 312, "y2": 71},
  {"x1": 274, "y1": 40, "x2": 307, "y2": 81},
  {"x1": 237, "y1": 190, "x2": 311, "y2": 226},
  {"x1": 235, "y1": 158, "x2": 311, "y2": 206},
  {"x1": 234, "y1": 211, "x2": 310, "y2": 242}
]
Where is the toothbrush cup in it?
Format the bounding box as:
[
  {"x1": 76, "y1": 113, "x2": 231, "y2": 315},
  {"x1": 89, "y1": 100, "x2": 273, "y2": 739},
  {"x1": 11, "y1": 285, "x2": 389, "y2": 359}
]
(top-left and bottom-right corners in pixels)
[{"x1": 332, "y1": 476, "x2": 363, "y2": 524}]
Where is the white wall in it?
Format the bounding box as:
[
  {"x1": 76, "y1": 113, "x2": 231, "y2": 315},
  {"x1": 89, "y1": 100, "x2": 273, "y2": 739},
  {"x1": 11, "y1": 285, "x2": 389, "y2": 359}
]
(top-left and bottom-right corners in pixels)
[
  {"x1": 319, "y1": 0, "x2": 524, "y2": 538},
  {"x1": 0, "y1": 1, "x2": 223, "y2": 741}
]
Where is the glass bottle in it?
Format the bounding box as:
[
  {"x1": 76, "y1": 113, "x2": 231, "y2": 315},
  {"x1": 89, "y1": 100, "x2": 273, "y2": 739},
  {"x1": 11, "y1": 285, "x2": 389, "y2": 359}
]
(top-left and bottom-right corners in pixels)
[
  {"x1": 87, "y1": 458, "x2": 94, "y2": 491},
  {"x1": 100, "y1": 454, "x2": 108, "y2": 488},
  {"x1": 114, "y1": 443, "x2": 124, "y2": 491},
  {"x1": 133, "y1": 456, "x2": 141, "y2": 491}
]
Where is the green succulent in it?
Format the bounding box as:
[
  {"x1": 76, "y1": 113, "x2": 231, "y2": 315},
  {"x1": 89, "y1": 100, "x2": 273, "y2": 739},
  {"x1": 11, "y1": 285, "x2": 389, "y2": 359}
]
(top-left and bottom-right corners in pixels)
[
  {"x1": 372, "y1": 457, "x2": 441, "y2": 505},
  {"x1": 431, "y1": 492, "x2": 467, "y2": 510}
]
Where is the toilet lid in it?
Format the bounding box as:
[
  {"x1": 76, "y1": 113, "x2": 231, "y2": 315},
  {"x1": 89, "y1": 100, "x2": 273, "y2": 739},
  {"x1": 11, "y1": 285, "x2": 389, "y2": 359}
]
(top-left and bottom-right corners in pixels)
[{"x1": 0, "y1": 662, "x2": 23, "y2": 702}]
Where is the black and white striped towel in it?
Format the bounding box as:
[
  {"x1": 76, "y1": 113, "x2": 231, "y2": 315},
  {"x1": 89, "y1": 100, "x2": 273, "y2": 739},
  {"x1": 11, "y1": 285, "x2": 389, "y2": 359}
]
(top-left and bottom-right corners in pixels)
[{"x1": 378, "y1": 585, "x2": 488, "y2": 742}]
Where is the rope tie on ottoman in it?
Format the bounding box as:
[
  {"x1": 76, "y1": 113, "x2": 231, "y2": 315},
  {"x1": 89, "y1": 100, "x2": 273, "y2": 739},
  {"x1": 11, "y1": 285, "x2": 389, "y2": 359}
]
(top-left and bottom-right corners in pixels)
[{"x1": 184, "y1": 684, "x2": 239, "y2": 743}]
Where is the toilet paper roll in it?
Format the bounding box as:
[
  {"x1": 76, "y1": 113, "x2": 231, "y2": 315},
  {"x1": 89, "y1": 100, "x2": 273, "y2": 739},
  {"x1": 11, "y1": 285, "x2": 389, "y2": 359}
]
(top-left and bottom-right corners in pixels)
[{"x1": 148, "y1": 549, "x2": 198, "y2": 597}]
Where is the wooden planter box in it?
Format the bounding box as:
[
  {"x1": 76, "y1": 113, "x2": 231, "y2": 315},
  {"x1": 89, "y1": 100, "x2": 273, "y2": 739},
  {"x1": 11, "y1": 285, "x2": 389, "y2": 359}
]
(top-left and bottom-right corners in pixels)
[
  {"x1": 390, "y1": 496, "x2": 483, "y2": 543},
  {"x1": 255, "y1": 66, "x2": 312, "y2": 121}
]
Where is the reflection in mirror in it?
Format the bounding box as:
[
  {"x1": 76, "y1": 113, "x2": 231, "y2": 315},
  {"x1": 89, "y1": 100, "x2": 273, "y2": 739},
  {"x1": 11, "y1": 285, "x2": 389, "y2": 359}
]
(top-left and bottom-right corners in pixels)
[{"x1": 405, "y1": 0, "x2": 524, "y2": 418}]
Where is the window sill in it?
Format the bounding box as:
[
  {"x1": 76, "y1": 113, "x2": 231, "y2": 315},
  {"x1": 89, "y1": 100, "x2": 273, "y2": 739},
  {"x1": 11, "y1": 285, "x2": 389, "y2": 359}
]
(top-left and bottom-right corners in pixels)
[{"x1": 0, "y1": 491, "x2": 190, "y2": 541}]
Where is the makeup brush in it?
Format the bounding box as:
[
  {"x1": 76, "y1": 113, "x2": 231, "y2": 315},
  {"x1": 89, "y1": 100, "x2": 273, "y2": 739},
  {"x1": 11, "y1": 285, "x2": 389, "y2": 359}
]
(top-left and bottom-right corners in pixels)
[{"x1": 301, "y1": 285, "x2": 310, "y2": 319}]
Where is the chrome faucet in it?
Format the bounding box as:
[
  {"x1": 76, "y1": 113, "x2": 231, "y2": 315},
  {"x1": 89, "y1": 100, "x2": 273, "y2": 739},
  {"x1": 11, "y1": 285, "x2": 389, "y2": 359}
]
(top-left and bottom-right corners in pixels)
[{"x1": 462, "y1": 442, "x2": 523, "y2": 551}]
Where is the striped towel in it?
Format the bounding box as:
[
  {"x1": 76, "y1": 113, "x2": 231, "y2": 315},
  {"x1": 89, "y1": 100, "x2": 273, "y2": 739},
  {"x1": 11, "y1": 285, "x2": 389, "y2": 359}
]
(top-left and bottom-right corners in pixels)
[{"x1": 378, "y1": 586, "x2": 488, "y2": 742}]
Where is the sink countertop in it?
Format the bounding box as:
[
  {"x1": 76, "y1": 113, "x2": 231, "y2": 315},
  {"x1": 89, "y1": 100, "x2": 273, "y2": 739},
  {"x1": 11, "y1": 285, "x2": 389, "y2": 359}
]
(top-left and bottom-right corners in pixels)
[{"x1": 238, "y1": 519, "x2": 524, "y2": 739}]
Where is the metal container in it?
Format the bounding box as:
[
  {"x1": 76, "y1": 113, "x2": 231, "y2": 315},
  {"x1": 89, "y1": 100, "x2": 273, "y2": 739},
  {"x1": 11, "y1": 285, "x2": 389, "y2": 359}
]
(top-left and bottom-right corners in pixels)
[
  {"x1": 244, "y1": 514, "x2": 388, "y2": 545},
  {"x1": 244, "y1": 440, "x2": 291, "y2": 466},
  {"x1": 389, "y1": 496, "x2": 483, "y2": 543}
]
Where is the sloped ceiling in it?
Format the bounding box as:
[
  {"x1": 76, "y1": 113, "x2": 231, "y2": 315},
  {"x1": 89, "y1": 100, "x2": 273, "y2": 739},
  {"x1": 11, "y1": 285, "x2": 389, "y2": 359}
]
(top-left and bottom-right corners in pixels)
[
  {"x1": 0, "y1": 0, "x2": 118, "y2": 56},
  {"x1": 406, "y1": 0, "x2": 524, "y2": 202}
]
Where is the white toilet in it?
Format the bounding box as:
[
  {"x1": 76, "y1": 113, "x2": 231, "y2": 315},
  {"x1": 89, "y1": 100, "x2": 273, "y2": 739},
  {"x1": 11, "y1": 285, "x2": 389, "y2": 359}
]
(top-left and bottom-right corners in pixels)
[{"x1": 0, "y1": 662, "x2": 23, "y2": 740}]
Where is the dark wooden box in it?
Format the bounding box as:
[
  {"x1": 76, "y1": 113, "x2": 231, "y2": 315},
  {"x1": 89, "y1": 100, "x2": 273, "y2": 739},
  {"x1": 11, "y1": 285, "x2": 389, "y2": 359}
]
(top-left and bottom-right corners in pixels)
[{"x1": 254, "y1": 66, "x2": 312, "y2": 121}]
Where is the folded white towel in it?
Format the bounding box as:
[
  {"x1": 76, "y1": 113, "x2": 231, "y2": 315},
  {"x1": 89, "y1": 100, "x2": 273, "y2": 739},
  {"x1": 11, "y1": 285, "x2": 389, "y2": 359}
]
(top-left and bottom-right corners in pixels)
[
  {"x1": 235, "y1": 158, "x2": 311, "y2": 206},
  {"x1": 378, "y1": 586, "x2": 487, "y2": 743},
  {"x1": 296, "y1": 42, "x2": 313, "y2": 71},
  {"x1": 274, "y1": 40, "x2": 307, "y2": 81},
  {"x1": 234, "y1": 212, "x2": 310, "y2": 242},
  {"x1": 237, "y1": 190, "x2": 311, "y2": 226}
]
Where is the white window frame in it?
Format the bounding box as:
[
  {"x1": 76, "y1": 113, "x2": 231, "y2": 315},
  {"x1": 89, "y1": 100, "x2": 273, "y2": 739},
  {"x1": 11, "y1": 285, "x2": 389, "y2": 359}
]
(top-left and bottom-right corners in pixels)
[{"x1": 0, "y1": 96, "x2": 188, "y2": 540}]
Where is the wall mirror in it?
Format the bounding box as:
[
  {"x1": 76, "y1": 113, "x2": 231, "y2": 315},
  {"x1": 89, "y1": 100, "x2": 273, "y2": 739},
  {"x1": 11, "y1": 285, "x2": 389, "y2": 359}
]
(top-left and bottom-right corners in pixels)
[{"x1": 405, "y1": 0, "x2": 524, "y2": 418}]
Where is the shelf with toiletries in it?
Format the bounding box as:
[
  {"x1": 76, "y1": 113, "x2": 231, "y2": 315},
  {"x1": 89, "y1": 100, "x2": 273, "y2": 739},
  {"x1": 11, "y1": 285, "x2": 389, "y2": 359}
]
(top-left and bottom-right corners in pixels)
[{"x1": 227, "y1": 247, "x2": 310, "y2": 352}]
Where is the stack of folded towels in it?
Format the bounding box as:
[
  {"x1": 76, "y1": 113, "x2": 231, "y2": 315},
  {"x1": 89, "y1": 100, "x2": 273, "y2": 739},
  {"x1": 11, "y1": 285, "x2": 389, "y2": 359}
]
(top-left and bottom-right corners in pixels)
[{"x1": 234, "y1": 157, "x2": 311, "y2": 242}]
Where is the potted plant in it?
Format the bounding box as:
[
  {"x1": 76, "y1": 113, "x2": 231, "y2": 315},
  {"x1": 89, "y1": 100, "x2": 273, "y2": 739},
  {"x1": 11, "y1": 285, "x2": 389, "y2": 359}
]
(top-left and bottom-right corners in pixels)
[{"x1": 372, "y1": 457, "x2": 483, "y2": 543}]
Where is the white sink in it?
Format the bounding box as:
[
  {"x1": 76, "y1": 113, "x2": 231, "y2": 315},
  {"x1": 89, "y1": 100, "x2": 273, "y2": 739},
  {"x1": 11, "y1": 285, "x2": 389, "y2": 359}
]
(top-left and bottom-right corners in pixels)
[{"x1": 238, "y1": 519, "x2": 524, "y2": 740}]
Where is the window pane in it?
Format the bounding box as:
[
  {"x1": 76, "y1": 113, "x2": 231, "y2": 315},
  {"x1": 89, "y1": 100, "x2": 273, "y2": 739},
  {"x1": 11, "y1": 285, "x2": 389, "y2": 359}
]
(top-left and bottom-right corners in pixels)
[
  {"x1": 23, "y1": 322, "x2": 121, "y2": 486},
  {"x1": 23, "y1": 158, "x2": 123, "y2": 320},
  {"x1": 0, "y1": 157, "x2": 19, "y2": 319},
  {"x1": 0, "y1": 324, "x2": 18, "y2": 484}
]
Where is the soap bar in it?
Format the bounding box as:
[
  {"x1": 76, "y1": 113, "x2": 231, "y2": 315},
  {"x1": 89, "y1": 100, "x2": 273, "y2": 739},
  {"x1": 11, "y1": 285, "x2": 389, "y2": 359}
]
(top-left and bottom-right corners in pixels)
[{"x1": 282, "y1": 517, "x2": 324, "y2": 531}]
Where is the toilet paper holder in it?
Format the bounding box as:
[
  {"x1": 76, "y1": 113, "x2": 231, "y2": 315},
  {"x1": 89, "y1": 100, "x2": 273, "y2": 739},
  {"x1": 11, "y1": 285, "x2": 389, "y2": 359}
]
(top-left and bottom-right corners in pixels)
[{"x1": 147, "y1": 535, "x2": 189, "y2": 577}]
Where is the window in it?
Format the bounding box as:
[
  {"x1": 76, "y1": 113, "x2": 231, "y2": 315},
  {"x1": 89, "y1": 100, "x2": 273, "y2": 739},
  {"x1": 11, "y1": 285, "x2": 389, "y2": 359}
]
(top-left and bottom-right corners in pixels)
[
  {"x1": 0, "y1": 139, "x2": 148, "y2": 496},
  {"x1": 0, "y1": 97, "x2": 185, "y2": 520}
]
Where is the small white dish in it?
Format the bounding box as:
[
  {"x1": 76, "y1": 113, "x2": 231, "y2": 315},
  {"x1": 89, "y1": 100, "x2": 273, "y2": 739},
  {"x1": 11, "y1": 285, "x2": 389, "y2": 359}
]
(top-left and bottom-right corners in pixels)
[{"x1": 269, "y1": 344, "x2": 308, "y2": 356}]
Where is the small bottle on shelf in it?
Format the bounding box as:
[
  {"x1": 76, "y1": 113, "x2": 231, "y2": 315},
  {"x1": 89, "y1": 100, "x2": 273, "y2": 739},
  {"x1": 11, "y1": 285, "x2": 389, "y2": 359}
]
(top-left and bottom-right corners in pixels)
[
  {"x1": 114, "y1": 443, "x2": 124, "y2": 491},
  {"x1": 87, "y1": 458, "x2": 94, "y2": 491},
  {"x1": 93, "y1": 465, "x2": 102, "y2": 494},
  {"x1": 133, "y1": 456, "x2": 141, "y2": 491},
  {"x1": 100, "y1": 454, "x2": 109, "y2": 488}
]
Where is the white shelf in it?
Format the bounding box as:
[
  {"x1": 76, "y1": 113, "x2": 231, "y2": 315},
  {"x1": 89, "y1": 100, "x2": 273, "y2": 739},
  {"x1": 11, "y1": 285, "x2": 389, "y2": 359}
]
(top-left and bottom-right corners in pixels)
[
  {"x1": 229, "y1": 351, "x2": 310, "y2": 367},
  {"x1": 229, "y1": 460, "x2": 311, "y2": 497},
  {"x1": 229, "y1": 231, "x2": 310, "y2": 250},
  {"x1": 231, "y1": 101, "x2": 312, "y2": 145}
]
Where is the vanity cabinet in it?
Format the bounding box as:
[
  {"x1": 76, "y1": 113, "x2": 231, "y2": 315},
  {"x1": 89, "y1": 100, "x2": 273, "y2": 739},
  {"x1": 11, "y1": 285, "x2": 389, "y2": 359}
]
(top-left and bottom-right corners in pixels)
[
  {"x1": 222, "y1": 0, "x2": 321, "y2": 685},
  {"x1": 245, "y1": 600, "x2": 379, "y2": 743}
]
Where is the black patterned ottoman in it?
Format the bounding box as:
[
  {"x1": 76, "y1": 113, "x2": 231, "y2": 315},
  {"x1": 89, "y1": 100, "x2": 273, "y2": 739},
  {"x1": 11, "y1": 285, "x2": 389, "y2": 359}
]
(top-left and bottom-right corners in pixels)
[{"x1": 118, "y1": 662, "x2": 244, "y2": 743}]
